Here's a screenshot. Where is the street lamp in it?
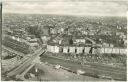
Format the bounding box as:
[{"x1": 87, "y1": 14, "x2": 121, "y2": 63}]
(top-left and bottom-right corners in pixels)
[{"x1": 35, "y1": 67, "x2": 41, "y2": 81}]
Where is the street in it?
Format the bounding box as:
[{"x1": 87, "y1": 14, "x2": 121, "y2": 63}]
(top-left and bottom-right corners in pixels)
[{"x1": 7, "y1": 48, "x2": 46, "y2": 77}]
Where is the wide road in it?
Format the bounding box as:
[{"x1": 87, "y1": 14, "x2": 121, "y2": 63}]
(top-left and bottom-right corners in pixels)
[
  {"x1": 40, "y1": 55, "x2": 126, "y2": 81},
  {"x1": 7, "y1": 48, "x2": 46, "y2": 77}
]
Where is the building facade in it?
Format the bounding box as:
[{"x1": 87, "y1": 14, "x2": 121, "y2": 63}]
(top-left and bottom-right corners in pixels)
[{"x1": 47, "y1": 44, "x2": 126, "y2": 55}]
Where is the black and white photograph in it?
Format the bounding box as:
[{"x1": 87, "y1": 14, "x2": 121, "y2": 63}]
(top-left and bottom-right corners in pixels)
[{"x1": 1, "y1": 0, "x2": 128, "y2": 81}]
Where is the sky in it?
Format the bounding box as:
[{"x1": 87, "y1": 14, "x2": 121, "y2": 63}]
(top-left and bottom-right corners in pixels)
[{"x1": 2, "y1": 0, "x2": 128, "y2": 16}]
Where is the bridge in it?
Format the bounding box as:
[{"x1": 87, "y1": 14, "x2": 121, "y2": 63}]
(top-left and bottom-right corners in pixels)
[{"x1": 7, "y1": 48, "x2": 46, "y2": 77}]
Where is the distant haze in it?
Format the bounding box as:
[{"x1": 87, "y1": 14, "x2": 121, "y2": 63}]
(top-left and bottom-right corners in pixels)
[{"x1": 3, "y1": 0, "x2": 128, "y2": 16}]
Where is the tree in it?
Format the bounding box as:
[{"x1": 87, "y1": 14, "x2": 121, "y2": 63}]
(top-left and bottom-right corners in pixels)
[
  {"x1": 26, "y1": 25, "x2": 43, "y2": 38},
  {"x1": 69, "y1": 39, "x2": 73, "y2": 45}
]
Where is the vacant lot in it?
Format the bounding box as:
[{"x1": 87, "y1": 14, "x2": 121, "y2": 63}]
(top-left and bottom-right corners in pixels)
[
  {"x1": 40, "y1": 55, "x2": 126, "y2": 81},
  {"x1": 29, "y1": 63, "x2": 105, "y2": 81}
]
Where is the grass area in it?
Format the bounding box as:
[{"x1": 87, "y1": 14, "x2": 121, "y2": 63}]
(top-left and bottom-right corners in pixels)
[
  {"x1": 24, "y1": 63, "x2": 105, "y2": 81},
  {"x1": 40, "y1": 54, "x2": 126, "y2": 81},
  {"x1": 45, "y1": 52, "x2": 126, "y2": 68}
]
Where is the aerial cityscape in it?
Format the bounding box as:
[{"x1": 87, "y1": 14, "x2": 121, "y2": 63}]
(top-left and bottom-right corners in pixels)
[{"x1": 1, "y1": 0, "x2": 127, "y2": 81}]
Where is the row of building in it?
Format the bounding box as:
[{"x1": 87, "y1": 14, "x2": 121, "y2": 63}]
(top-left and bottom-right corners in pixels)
[{"x1": 47, "y1": 45, "x2": 126, "y2": 55}]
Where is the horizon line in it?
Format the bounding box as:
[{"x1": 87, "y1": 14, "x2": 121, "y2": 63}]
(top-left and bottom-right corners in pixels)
[{"x1": 3, "y1": 12, "x2": 127, "y2": 17}]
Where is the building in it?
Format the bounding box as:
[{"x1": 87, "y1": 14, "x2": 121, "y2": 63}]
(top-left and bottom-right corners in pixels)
[
  {"x1": 41, "y1": 36, "x2": 50, "y2": 44},
  {"x1": 69, "y1": 46, "x2": 76, "y2": 53},
  {"x1": 84, "y1": 47, "x2": 91, "y2": 54},
  {"x1": 46, "y1": 35, "x2": 126, "y2": 55},
  {"x1": 76, "y1": 47, "x2": 84, "y2": 54},
  {"x1": 63, "y1": 46, "x2": 69, "y2": 53}
]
